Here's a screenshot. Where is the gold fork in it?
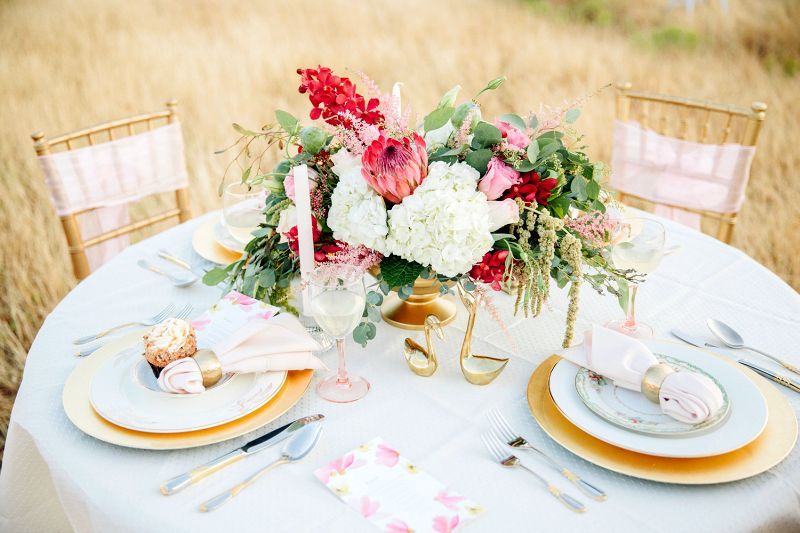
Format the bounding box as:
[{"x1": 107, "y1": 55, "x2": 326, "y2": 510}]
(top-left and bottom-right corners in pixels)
[
  {"x1": 481, "y1": 431, "x2": 586, "y2": 513},
  {"x1": 488, "y1": 409, "x2": 607, "y2": 501}
]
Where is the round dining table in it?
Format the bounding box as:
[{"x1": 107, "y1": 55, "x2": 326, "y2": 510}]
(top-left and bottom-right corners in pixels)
[{"x1": 1, "y1": 211, "x2": 798, "y2": 533}]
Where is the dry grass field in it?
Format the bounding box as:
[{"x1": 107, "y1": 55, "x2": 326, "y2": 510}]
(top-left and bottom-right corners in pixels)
[{"x1": 1, "y1": 0, "x2": 798, "y2": 456}]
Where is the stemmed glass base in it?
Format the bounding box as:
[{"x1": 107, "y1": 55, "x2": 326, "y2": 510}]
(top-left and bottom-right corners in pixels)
[
  {"x1": 605, "y1": 319, "x2": 654, "y2": 339},
  {"x1": 316, "y1": 374, "x2": 370, "y2": 403}
]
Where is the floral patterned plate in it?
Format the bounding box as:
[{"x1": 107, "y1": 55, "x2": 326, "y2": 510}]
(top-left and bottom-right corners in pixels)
[{"x1": 575, "y1": 355, "x2": 731, "y2": 437}]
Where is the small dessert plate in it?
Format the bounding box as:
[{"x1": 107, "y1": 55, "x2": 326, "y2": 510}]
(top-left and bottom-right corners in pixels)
[
  {"x1": 90, "y1": 344, "x2": 286, "y2": 433},
  {"x1": 574, "y1": 355, "x2": 731, "y2": 437}
]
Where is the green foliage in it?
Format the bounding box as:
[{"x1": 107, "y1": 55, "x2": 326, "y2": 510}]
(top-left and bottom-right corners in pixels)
[
  {"x1": 232, "y1": 123, "x2": 259, "y2": 136},
  {"x1": 565, "y1": 108, "x2": 581, "y2": 124},
  {"x1": 353, "y1": 321, "x2": 377, "y2": 347},
  {"x1": 437, "y1": 85, "x2": 461, "y2": 108},
  {"x1": 452, "y1": 102, "x2": 481, "y2": 128},
  {"x1": 465, "y1": 148, "x2": 493, "y2": 175},
  {"x1": 498, "y1": 113, "x2": 526, "y2": 130},
  {"x1": 423, "y1": 106, "x2": 455, "y2": 132},
  {"x1": 275, "y1": 110, "x2": 300, "y2": 136},
  {"x1": 472, "y1": 122, "x2": 503, "y2": 148},
  {"x1": 299, "y1": 127, "x2": 326, "y2": 154},
  {"x1": 380, "y1": 255, "x2": 425, "y2": 289}
]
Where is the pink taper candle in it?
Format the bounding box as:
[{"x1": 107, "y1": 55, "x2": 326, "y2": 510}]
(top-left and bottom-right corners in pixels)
[{"x1": 293, "y1": 164, "x2": 315, "y2": 314}]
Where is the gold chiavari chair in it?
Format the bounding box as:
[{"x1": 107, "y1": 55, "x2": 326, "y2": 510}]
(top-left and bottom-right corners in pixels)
[
  {"x1": 613, "y1": 82, "x2": 767, "y2": 243},
  {"x1": 31, "y1": 100, "x2": 192, "y2": 280}
]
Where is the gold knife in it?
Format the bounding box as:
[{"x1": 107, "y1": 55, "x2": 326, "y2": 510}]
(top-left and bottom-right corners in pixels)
[
  {"x1": 160, "y1": 414, "x2": 324, "y2": 495},
  {"x1": 738, "y1": 360, "x2": 800, "y2": 394}
]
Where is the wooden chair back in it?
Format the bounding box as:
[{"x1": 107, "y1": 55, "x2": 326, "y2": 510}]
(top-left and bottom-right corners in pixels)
[
  {"x1": 613, "y1": 82, "x2": 766, "y2": 243},
  {"x1": 31, "y1": 99, "x2": 192, "y2": 280}
]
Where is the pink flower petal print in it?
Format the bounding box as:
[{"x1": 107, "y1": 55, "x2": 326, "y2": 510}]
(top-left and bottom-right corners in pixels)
[
  {"x1": 189, "y1": 318, "x2": 211, "y2": 331},
  {"x1": 224, "y1": 291, "x2": 256, "y2": 306},
  {"x1": 432, "y1": 515, "x2": 460, "y2": 533},
  {"x1": 386, "y1": 519, "x2": 412, "y2": 533},
  {"x1": 434, "y1": 490, "x2": 465, "y2": 511},
  {"x1": 360, "y1": 496, "x2": 380, "y2": 518},
  {"x1": 314, "y1": 453, "x2": 364, "y2": 484},
  {"x1": 251, "y1": 310, "x2": 275, "y2": 321},
  {"x1": 376, "y1": 443, "x2": 400, "y2": 467}
]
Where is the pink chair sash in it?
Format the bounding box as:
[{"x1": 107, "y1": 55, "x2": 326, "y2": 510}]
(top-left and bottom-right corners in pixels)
[
  {"x1": 37, "y1": 122, "x2": 189, "y2": 270},
  {"x1": 610, "y1": 120, "x2": 756, "y2": 230}
]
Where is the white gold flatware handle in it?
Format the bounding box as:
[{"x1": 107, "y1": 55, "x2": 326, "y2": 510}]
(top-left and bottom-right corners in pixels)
[
  {"x1": 548, "y1": 485, "x2": 586, "y2": 513},
  {"x1": 74, "y1": 322, "x2": 138, "y2": 345},
  {"x1": 572, "y1": 475, "x2": 607, "y2": 501},
  {"x1": 161, "y1": 450, "x2": 245, "y2": 495},
  {"x1": 199, "y1": 457, "x2": 287, "y2": 512},
  {"x1": 74, "y1": 344, "x2": 102, "y2": 357},
  {"x1": 158, "y1": 249, "x2": 193, "y2": 271},
  {"x1": 744, "y1": 346, "x2": 800, "y2": 376}
]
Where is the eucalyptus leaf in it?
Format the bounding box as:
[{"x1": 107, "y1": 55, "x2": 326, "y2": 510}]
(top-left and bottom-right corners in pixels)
[
  {"x1": 202, "y1": 268, "x2": 229, "y2": 286},
  {"x1": 465, "y1": 148, "x2": 493, "y2": 175},
  {"x1": 472, "y1": 122, "x2": 503, "y2": 148},
  {"x1": 536, "y1": 140, "x2": 560, "y2": 163},
  {"x1": 515, "y1": 159, "x2": 535, "y2": 172},
  {"x1": 275, "y1": 110, "x2": 300, "y2": 136},
  {"x1": 366, "y1": 291, "x2": 384, "y2": 306},
  {"x1": 565, "y1": 108, "x2": 581, "y2": 124},
  {"x1": 570, "y1": 175, "x2": 589, "y2": 201},
  {"x1": 498, "y1": 113, "x2": 526, "y2": 130},
  {"x1": 526, "y1": 141, "x2": 540, "y2": 163},
  {"x1": 258, "y1": 268, "x2": 276, "y2": 287},
  {"x1": 423, "y1": 107, "x2": 455, "y2": 132},
  {"x1": 528, "y1": 114, "x2": 539, "y2": 130},
  {"x1": 586, "y1": 179, "x2": 600, "y2": 201}
]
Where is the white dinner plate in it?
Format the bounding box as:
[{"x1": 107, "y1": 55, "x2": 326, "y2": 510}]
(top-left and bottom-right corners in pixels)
[
  {"x1": 549, "y1": 339, "x2": 768, "y2": 458},
  {"x1": 90, "y1": 343, "x2": 286, "y2": 433},
  {"x1": 213, "y1": 220, "x2": 246, "y2": 254},
  {"x1": 574, "y1": 354, "x2": 731, "y2": 436}
]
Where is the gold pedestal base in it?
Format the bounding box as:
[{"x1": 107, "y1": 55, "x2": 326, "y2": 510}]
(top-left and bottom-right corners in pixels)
[{"x1": 381, "y1": 278, "x2": 457, "y2": 330}]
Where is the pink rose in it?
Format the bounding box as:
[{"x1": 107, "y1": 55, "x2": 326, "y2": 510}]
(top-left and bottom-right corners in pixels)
[
  {"x1": 284, "y1": 167, "x2": 319, "y2": 201},
  {"x1": 487, "y1": 199, "x2": 521, "y2": 231},
  {"x1": 495, "y1": 119, "x2": 530, "y2": 149},
  {"x1": 478, "y1": 157, "x2": 521, "y2": 200}
]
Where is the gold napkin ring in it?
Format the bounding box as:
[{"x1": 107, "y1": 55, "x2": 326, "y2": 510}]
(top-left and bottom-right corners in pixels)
[
  {"x1": 641, "y1": 363, "x2": 676, "y2": 403},
  {"x1": 193, "y1": 349, "x2": 222, "y2": 388}
]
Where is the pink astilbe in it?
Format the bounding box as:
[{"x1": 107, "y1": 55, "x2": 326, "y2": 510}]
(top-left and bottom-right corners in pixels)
[
  {"x1": 473, "y1": 285, "x2": 518, "y2": 355},
  {"x1": 564, "y1": 210, "x2": 618, "y2": 248},
  {"x1": 450, "y1": 108, "x2": 477, "y2": 149},
  {"x1": 335, "y1": 110, "x2": 380, "y2": 155},
  {"x1": 319, "y1": 242, "x2": 383, "y2": 270}
]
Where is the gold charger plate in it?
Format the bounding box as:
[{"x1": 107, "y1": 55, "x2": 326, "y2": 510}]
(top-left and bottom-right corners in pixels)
[
  {"x1": 63, "y1": 332, "x2": 313, "y2": 450},
  {"x1": 527, "y1": 355, "x2": 797, "y2": 484},
  {"x1": 192, "y1": 217, "x2": 244, "y2": 265}
]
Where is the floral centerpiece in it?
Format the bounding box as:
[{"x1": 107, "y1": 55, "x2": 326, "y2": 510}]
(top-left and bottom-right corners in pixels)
[{"x1": 205, "y1": 66, "x2": 631, "y2": 347}]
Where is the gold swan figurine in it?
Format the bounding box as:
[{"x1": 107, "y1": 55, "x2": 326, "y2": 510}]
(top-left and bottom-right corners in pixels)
[
  {"x1": 457, "y1": 282, "x2": 509, "y2": 385},
  {"x1": 403, "y1": 314, "x2": 444, "y2": 377}
]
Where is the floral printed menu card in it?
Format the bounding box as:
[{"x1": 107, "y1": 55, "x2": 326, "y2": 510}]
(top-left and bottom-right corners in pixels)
[
  {"x1": 189, "y1": 290, "x2": 279, "y2": 348},
  {"x1": 314, "y1": 437, "x2": 483, "y2": 532}
]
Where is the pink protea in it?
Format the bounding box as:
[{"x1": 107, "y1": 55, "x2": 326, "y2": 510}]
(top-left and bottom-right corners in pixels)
[{"x1": 361, "y1": 133, "x2": 428, "y2": 204}]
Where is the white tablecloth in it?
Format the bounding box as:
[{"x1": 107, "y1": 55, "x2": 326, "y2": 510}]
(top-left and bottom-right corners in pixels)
[{"x1": 1, "y1": 211, "x2": 799, "y2": 533}]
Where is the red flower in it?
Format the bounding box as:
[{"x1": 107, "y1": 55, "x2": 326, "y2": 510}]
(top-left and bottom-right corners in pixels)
[
  {"x1": 297, "y1": 66, "x2": 383, "y2": 127},
  {"x1": 361, "y1": 133, "x2": 428, "y2": 203},
  {"x1": 284, "y1": 216, "x2": 322, "y2": 255},
  {"x1": 501, "y1": 171, "x2": 557, "y2": 205},
  {"x1": 469, "y1": 249, "x2": 511, "y2": 291}
]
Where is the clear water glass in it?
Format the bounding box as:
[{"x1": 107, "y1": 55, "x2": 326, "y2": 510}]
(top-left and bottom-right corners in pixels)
[{"x1": 222, "y1": 183, "x2": 267, "y2": 245}]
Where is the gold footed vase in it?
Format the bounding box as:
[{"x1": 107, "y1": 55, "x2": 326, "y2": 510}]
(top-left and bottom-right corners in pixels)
[{"x1": 381, "y1": 277, "x2": 457, "y2": 330}]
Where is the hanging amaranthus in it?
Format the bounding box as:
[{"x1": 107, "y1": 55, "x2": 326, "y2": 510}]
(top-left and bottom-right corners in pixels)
[{"x1": 560, "y1": 232, "x2": 583, "y2": 347}]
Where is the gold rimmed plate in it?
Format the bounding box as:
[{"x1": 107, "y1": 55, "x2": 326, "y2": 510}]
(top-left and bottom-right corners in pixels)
[
  {"x1": 192, "y1": 217, "x2": 244, "y2": 265},
  {"x1": 63, "y1": 331, "x2": 313, "y2": 450},
  {"x1": 527, "y1": 354, "x2": 797, "y2": 484}
]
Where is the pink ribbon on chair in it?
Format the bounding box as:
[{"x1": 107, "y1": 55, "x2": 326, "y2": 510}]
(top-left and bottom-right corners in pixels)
[
  {"x1": 37, "y1": 122, "x2": 189, "y2": 270},
  {"x1": 611, "y1": 120, "x2": 756, "y2": 231}
]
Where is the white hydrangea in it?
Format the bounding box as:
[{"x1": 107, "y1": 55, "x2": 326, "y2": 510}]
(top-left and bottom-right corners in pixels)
[
  {"x1": 327, "y1": 149, "x2": 389, "y2": 253},
  {"x1": 386, "y1": 161, "x2": 494, "y2": 277}
]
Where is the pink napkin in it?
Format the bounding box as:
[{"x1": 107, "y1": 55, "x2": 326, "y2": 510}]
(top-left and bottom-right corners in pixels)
[
  {"x1": 560, "y1": 325, "x2": 724, "y2": 424},
  {"x1": 158, "y1": 314, "x2": 326, "y2": 394}
]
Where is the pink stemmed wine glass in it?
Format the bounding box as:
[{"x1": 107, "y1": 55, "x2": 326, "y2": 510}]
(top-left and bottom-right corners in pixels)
[{"x1": 308, "y1": 264, "x2": 370, "y2": 403}]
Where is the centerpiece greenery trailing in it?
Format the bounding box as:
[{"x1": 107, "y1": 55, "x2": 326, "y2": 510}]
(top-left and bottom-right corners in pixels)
[{"x1": 205, "y1": 66, "x2": 636, "y2": 347}]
